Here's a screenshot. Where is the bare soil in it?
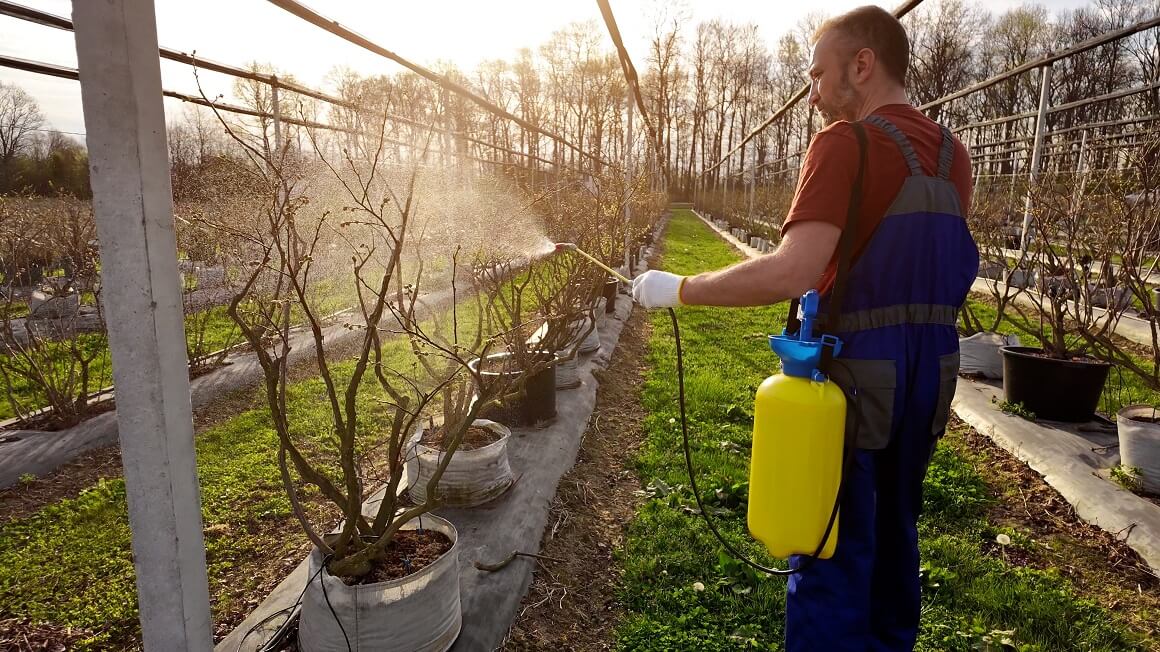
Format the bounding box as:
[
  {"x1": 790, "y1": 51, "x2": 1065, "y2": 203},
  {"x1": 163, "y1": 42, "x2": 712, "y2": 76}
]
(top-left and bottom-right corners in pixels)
[
  {"x1": 1126, "y1": 414, "x2": 1160, "y2": 424},
  {"x1": 344, "y1": 529, "x2": 454, "y2": 585},
  {"x1": 420, "y1": 424, "x2": 502, "y2": 451},
  {"x1": 0, "y1": 445, "x2": 123, "y2": 527},
  {"x1": 500, "y1": 308, "x2": 651, "y2": 651},
  {"x1": 951, "y1": 417, "x2": 1160, "y2": 645},
  {"x1": 482, "y1": 356, "x2": 524, "y2": 375},
  {"x1": 0, "y1": 618, "x2": 94, "y2": 651},
  {"x1": 478, "y1": 401, "x2": 523, "y2": 428}
]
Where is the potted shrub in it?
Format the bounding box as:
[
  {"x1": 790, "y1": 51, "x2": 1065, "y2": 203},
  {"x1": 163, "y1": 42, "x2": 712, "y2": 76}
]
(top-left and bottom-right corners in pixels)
[
  {"x1": 28, "y1": 281, "x2": 80, "y2": 320},
  {"x1": 0, "y1": 195, "x2": 108, "y2": 428},
  {"x1": 406, "y1": 386, "x2": 516, "y2": 509},
  {"x1": 998, "y1": 178, "x2": 1123, "y2": 422},
  {"x1": 957, "y1": 192, "x2": 1026, "y2": 379},
  {"x1": 470, "y1": 257, "x2": 564, "y2": 427},
  {"x1": 203, "y1": 110, "x2": 496, "y2": 650},
  {"x1": 529, "y1": 255, "x2": 602, "y2": 390},
  {"x1": 399, "y1": 252, "x2": 520, "y2": 509}
]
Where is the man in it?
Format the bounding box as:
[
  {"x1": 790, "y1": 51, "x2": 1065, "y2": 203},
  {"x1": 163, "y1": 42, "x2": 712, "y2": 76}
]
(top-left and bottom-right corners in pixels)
[{"x1": 632, "y1": 6, "x2": 979, "y2": 651}]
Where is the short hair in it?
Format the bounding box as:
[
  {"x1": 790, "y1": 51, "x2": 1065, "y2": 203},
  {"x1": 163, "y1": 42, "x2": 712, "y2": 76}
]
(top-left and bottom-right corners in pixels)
[{"x1": 812, "y1": 5, "x2": 910, "y2": 85}]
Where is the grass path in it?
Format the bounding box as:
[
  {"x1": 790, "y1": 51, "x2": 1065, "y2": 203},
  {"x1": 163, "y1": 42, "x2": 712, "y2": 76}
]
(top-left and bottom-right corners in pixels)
[{"x1": 615, "y1": 210, "x2": 1150, "y2": 651}]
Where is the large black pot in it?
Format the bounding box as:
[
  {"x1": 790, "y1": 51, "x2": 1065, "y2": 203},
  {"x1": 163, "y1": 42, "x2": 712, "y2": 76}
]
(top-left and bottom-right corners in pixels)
[
  {"x1": 603, "y1": 279, "x2": 619, "y2": 314},
  {"x1": 469, "y1": 352, "x2": 557, "y2": 426},
  {"x1": 1000, "y1": 346, "x2": 1110, "y2": 422}
]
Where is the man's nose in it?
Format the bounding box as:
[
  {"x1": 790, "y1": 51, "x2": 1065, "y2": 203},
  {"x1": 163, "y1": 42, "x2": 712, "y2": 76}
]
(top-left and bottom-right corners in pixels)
[{"x1": 808, "y1": 82, "x2": 820, "y2": 107}]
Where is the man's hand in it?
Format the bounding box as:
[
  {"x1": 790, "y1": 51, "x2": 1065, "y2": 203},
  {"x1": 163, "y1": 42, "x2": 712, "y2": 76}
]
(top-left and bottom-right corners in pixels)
[{"x1": 631, "y1": 270, "x2": 686, "y2": 308}]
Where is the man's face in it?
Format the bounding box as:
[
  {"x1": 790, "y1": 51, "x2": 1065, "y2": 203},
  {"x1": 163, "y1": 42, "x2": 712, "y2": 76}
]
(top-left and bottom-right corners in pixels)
[{"x1": 808, "y1": 32, "x2": 862, "y2": 125}]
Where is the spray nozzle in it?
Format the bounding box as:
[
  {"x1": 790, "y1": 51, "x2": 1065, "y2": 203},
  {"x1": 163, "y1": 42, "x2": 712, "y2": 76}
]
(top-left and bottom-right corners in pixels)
[{"x1": 554, "y1": 242, "x2": 577, "y2": 252}]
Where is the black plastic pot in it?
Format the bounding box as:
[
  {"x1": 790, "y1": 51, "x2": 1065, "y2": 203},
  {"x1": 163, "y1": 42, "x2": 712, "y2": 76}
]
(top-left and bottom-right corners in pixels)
[
  {"x1": 469, "y1": 352, "x2": 557, "y2": 426},
  {"x1": 1000, "y1": 346, "x2": 1110, "y2": 422},
  {"x1": 521, "y1": 363, "x2": 557, "y2": 424},
  {"x1": 603, "y1": 279, "x2": 619, "y2": 314}
]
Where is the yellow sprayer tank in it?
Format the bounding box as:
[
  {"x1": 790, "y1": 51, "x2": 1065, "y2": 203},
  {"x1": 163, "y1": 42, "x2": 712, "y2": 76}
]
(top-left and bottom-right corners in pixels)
[{"x1": 747, "y1": 290, "x2": 847, "y2": 560}]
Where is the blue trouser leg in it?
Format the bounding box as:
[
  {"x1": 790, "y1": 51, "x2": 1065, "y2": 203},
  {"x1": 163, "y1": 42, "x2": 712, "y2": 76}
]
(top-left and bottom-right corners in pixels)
[
  {"x1": 785, "y1": 450, "x2": 877, "y2": 652},
  {"x1": 785, "y1": 433, "x2": 936, "y2": 652},
  {"x1": 869, "y1": 415, "x2": 939, "y2": 651}
]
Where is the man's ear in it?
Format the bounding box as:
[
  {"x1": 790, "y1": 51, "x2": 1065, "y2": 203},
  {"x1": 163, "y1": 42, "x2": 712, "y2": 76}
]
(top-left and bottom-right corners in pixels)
[{"x1": 853, "y1": 47, "x2": 875, "y2": 83}]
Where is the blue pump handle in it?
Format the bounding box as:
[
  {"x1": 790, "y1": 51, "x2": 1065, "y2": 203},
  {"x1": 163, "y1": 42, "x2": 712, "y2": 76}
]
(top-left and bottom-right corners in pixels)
[{"x1": 768, "y1": 290, "x2": 842, "y2": 381}]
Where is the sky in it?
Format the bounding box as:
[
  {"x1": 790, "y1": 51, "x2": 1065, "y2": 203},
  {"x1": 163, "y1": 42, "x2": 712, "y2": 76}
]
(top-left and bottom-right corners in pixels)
[{"x1": 0, "y1": 0, "x2": 1093, "y2": 140}]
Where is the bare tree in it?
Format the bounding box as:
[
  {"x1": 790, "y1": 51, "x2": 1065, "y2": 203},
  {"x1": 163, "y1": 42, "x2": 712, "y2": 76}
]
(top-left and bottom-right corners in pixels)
[
  {"x1": 905, "y1": 0, "x2": 989, "y2": 123},
  {"x1": 0, "y1": 83, "x2": 45, "y2": 191}
]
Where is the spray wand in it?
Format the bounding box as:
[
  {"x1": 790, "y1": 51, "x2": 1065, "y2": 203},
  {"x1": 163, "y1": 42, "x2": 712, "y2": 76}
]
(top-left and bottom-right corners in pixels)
[{"x1": 552, "y1": 242, "x2": 632, "y2": 284}]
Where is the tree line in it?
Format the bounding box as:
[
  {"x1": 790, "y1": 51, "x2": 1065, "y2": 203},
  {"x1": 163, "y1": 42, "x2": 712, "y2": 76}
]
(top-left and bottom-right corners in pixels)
[
  {"x1": 2, "y1": 0, "x2": 1157, "y2": 202},
  {"x1": 0, "y1": 82, "x2": 90, "y2": 198},
  {"x1": 639, "y1": 0, "x2": 1159, "y2": 195}
]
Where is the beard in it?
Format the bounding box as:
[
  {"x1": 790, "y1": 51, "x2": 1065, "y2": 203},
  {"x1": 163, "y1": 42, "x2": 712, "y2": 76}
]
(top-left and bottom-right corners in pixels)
[{"x1": 817, "y1": 71, "x2": 861, "y2": 125}]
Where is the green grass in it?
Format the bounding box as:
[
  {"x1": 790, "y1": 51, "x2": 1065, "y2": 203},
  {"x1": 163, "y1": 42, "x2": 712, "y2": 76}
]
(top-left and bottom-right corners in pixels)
[{"x1": 615, "y1": 210, "x2": 1144, "y2": 651}]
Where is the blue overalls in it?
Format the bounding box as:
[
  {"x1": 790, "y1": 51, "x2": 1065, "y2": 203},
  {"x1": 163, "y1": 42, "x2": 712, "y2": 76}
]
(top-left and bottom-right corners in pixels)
[{"x1": 784, "y1": 116, "x2": 979, "y2": 651}]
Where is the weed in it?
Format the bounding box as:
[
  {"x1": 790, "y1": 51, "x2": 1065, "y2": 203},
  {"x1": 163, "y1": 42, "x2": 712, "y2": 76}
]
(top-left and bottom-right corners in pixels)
[
  {"x1": 995, "y1": 398, "x2": 1037, "y2": 421},
  {"x1": 1110, "y1": 464, "x2": 1143, "y2": 493}
]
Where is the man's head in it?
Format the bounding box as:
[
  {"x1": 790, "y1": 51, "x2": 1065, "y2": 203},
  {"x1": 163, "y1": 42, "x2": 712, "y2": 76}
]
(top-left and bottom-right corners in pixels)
[{"x1": 808, "y1": 5, "x2": 910, "y2": 125}]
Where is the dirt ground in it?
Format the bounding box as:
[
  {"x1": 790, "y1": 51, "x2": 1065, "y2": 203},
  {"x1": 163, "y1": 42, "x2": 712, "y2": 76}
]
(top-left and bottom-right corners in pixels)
[
  {"x1": 953, "y1": 418, "x2": 1160, "y2": 646},
  {"x1": 499, "y1": 308, "x2": 651, "y2": 651}
]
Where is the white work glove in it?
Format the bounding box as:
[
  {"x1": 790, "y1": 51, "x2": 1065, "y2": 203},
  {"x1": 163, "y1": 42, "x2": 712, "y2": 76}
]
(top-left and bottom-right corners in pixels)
[{"x1": 631, "y1": 270, "x2": 687, "y2": 309}]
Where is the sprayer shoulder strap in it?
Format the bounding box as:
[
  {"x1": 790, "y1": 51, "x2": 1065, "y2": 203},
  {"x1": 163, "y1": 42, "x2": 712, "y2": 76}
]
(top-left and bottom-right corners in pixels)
[{"x1": 818, "y1": 121, "x2": 869, "y2": 373}]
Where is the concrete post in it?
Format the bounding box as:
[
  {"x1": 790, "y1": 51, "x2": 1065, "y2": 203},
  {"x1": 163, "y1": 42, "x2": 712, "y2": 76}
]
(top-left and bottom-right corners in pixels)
[
  {"x1": 1021, "y1": 63, "x2": 1053, "y2": 250},
  {"x1": 748, "y1": 145, "x2": 756, "y2": 226},
  {"x1": 271, "y1": 77, "x2": 284, "y2": 159},
  {"x1": 1071, "y1": 129, "x2": 1088, "y2": 209},
  {"x1": 71, "y1": 1, "x2": 213, "y2": 650}
]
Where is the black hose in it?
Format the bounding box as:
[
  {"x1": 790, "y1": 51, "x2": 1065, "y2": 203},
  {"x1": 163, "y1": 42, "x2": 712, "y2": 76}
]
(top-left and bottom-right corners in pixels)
[{"x1": 668, "y1": 307, "x2": 860, "y2": 577}]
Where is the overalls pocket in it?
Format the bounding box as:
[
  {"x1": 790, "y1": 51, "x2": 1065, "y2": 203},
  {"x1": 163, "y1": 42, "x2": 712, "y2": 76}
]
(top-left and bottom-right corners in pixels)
[
  {"x1": 830, "y1": 358, "x2": 897, "y2": 450},
  {"x1": 931, "y1": 351, "x2": 960, "y2": 437}
]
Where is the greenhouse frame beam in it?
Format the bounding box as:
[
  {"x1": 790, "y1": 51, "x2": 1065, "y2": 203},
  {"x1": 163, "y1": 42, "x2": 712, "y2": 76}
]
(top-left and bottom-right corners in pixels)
[
  {"x1": 969, "y1": 114, "x2": 1160, "y2": 150},
  {"x1": 953, "y1": 80, "x2": 1160, "y2": 133},
  {"x1": 0, "y1": 0, "x2": 561, "y2": 172},
  {"x1": 264, "y1": 0, "x2": 614, "y2": 171}
]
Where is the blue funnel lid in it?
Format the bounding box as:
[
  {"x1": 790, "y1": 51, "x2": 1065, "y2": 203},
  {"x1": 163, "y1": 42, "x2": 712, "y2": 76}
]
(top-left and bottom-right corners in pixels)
[{"x1": 769, "y1": 290, "x2": 842, "y2": 381}]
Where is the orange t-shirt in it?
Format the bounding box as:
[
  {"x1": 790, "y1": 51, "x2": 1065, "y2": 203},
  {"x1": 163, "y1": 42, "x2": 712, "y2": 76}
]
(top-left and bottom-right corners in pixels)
[{"x1": 782, "y1": 104, "x2": 973, "y2": 293}]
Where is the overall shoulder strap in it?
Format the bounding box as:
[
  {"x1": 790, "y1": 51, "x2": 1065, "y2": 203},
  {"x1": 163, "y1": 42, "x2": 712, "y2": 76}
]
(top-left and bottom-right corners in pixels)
[
  {"x1": 819, "y1": 121, "x2": 869, "y2": 374},
  {"x1": 864, "y1": 115, "x2": 922, "y2": 176},
  {"x1": 937, "y1": 125, "x2": 955, "y2": 180}
]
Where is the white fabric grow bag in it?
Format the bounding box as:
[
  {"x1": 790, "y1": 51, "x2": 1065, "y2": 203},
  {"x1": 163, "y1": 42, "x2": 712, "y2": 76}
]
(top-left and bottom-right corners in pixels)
[
  {"x1": 29, "y1": 290, "x2": 79, "y2": 319},
  {"x1": 556, "y1": 356, "x2": 581, "y2": 389},
  {"x1": 959, "y1": 332, "x2": 1020, "y2": 379},
  {"x1": 1118, "y1": 405, "x2": 1160, "y2": 494},
  {"x1": 578, "y1": 314, "x2": 601, "y2": 354},
  {"x1": 406, "y1": 419, "x2": 513, "y2": 507},
  {"x1": 298, "y1": 514, "x2": 460, "y2": 652}
]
